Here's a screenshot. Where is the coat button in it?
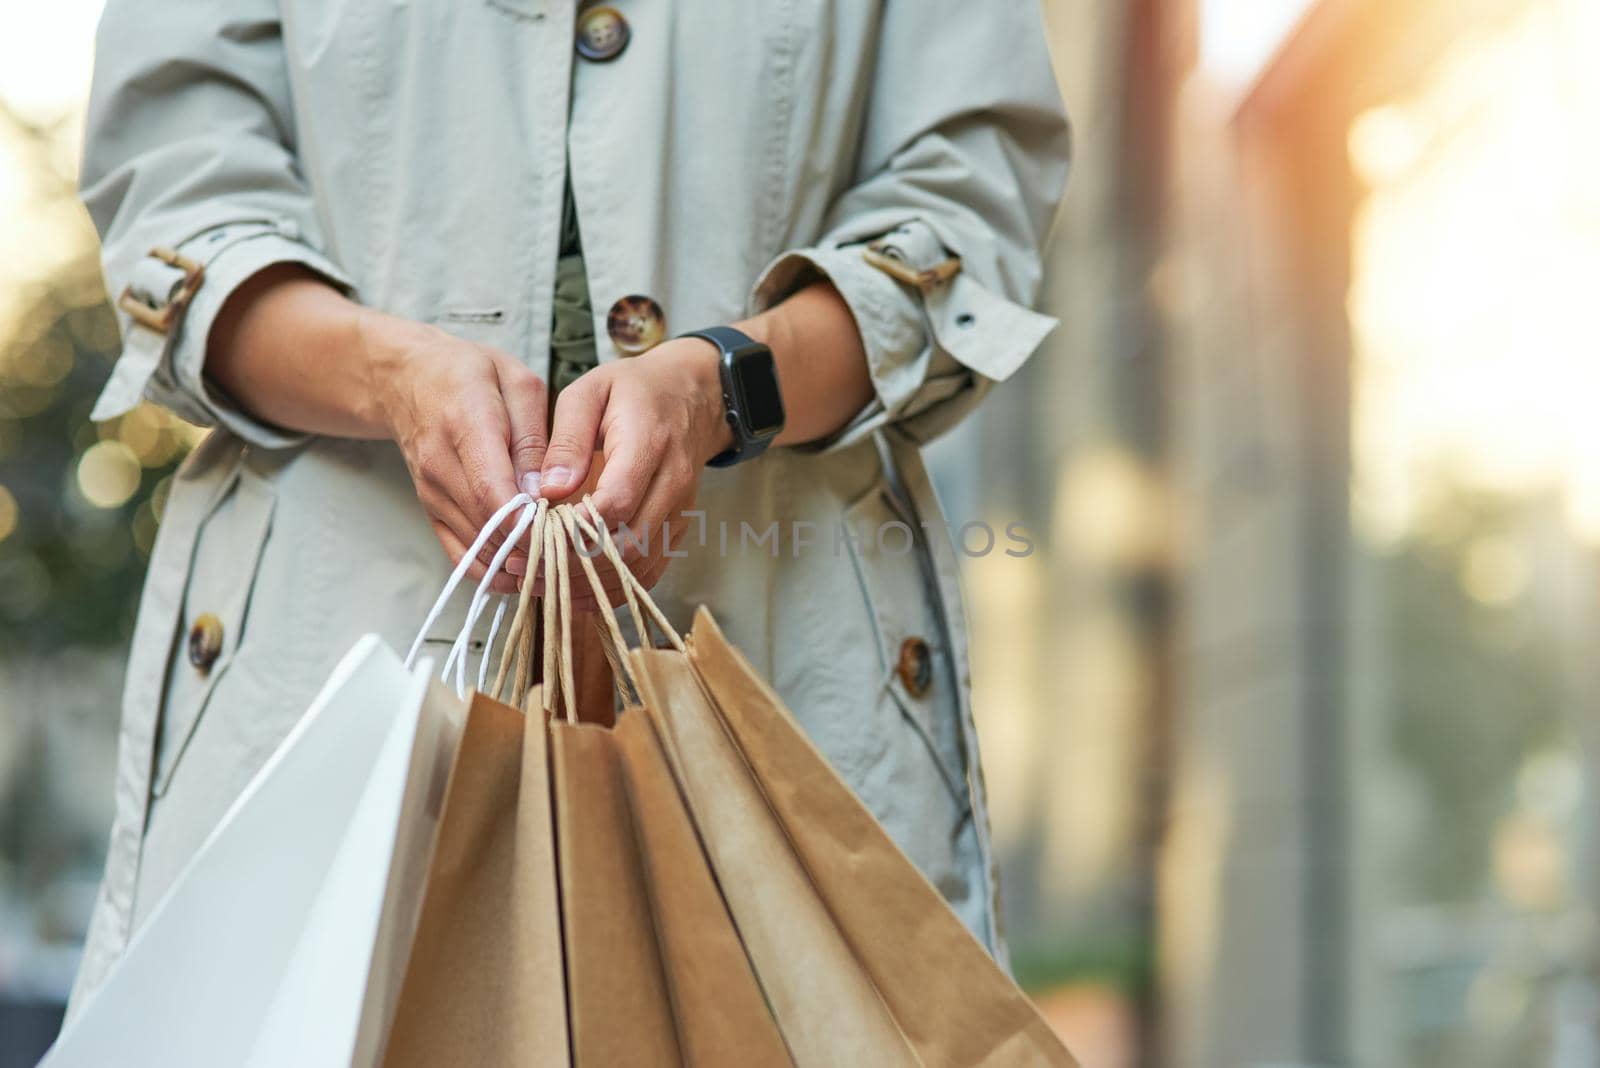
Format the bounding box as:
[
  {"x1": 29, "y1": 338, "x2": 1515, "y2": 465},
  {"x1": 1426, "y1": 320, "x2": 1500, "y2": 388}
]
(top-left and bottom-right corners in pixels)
[
  {"x1": 605, "y1": 294, "x2": 666, "y2": 355},
  {"x1": 575, "y1": 6, "x2": 630, "y2": 62},
  {"x1": 188, "y1": 612, "x2": 224, "y2": 675},
  {"x1": 897, "y1": 637, "x2": 933, "y2": 698}
]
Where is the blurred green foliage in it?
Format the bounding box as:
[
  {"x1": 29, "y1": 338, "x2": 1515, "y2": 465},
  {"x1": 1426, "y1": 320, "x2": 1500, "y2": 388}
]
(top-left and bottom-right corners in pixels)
[
  {"x1": 0, "y1": 102, "x2": 196, "y2": 655},
  {"x1": 1010, "y1": 935, "x2": 1150, "y2": 997},
  {"x1": 0, "y1": 294, "x2": 190, "y2": 652},
  {"x1": 1383, "y1": 485, "x2": 1565, "y2": 904}
]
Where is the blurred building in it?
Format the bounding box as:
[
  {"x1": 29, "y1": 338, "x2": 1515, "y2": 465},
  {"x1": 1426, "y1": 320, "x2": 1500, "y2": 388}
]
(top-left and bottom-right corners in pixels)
[{"x1": 961, "y1": 1, "x2": 1600, "y2": 1066}]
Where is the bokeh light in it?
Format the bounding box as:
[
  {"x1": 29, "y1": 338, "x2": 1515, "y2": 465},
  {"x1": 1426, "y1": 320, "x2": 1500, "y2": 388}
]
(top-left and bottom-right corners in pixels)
[
  {"x1": 0, "y1": 483, "x2": 16, "y2": 541},
  {"x1": 1460, "y1": 536, "x2": 1529, "y2": 607},
  {"x1": 75, "y1": 439, "x2": 141, "y2": 509}
]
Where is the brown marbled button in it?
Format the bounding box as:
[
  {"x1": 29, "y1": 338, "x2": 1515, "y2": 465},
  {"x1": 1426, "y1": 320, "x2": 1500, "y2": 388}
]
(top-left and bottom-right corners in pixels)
[
  {"x1": 897, "y1": 636, "x2": 933, "y2": 698},
  {"x1": 605, "y1": 294, "x2": 666, "y2": 355},
  {"x1": 576, "y1": 6, "x2": 630, "y2": 62},
  {"x1": 188, "y1": 612, "x2": 224, "y2": 674}
]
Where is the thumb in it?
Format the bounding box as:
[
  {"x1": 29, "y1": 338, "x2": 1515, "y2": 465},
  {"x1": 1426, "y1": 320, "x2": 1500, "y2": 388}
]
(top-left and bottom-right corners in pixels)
[{"x1": 540, "y1": 372, "x2": 608, "y2": 500}]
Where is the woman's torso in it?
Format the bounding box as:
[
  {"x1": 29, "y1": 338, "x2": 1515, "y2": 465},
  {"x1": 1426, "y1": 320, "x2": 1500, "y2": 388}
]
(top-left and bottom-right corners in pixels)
[{"x1": 73, "y1": 0, "x2": 1002, "y2": 1000}]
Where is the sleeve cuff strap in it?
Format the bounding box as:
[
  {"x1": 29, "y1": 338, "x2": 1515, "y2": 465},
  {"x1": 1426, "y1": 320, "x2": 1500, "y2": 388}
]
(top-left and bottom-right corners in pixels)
[
  {"x1": 748, "y1": 230, "x2": 1060, "y2": 419},
  {"x1": 92, "y1": 224, "x2": 353, "y2": 450}
]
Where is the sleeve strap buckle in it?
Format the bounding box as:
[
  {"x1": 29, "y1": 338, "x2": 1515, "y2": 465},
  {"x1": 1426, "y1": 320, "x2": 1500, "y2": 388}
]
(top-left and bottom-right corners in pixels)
[
  {"x1": 117, "y1": 246, "x2": 206, "y2": 334},
  {"x1": 862, "y1": 228, "x2": 962, "y2": 291}
]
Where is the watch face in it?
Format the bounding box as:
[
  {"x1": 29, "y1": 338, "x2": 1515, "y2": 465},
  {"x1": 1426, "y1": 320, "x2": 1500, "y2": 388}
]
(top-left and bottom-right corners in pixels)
[{"x1": 734, "y1": 347, "x2": 785, "y2": 437}]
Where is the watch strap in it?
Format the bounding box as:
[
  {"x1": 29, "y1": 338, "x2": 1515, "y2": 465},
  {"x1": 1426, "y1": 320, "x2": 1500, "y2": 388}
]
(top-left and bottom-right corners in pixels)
[
  {"x1": 682, "y1": 327, "x2": 776, "y2": 467},
  {"x1": 706, "y1": 437, "x2": 770, "y2": 468},
  {"x1": 683, "y1": 325, "x2": 758, "y2": 353}
]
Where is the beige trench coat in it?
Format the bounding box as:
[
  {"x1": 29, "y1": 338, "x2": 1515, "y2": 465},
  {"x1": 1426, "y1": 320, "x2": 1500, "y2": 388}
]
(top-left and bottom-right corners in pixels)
[{"x1": 69, "y1": 0, "x2": 1068, "y2": 1010}]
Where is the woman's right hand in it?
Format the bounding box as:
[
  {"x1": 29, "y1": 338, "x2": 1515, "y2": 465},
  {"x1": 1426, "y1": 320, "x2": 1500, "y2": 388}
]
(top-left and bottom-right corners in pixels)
[
  {"x1": 206, "y1": 266, "x2": 549, "y2": 594},
  {"x1": 358, "y1": 310, "x2": 549, "y2": 594}
]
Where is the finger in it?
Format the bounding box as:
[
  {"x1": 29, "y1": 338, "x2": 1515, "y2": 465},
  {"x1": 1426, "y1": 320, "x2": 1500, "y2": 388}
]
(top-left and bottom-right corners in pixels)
[
  {"x1": 420, "y1": 482, "x2": 489, "y2": 567},
  {"x1": 632, "y1": 514, "x2": 688, "y2": 589},
  {"x1": 562, "y1": 507, "x2": 681, "y2": 611},
  {"x1": 412, "y1": 425, "x2": 515, "y2": 558},
  {"x1": 541, "y1": 372, "x2": 610, "y2": 501},
  {"x1": 564, "y1": 581, "x2": 630, "y2": 612},
  {"x1": 588, "y1": 423, "x2": 661, "y2": 533},
  {"x1": 531, "y1": 537, "x2": 630, "y2": 608},
  {"x1": 420, "y1": 480, "x2": 528, "y2": 574},
  {"x1": 494, "y1": 356, "x2": 550, "y2": 496},
  {"x1": 446, "y1": 404, "x2": 521, "y2": 530},
  {"x1": 606, "y1": 449, "x2": 693, "y2": 567},
  {"x1": 634, "y1": 555, "x2": 671, "y2": 592},
  {"x1": 563, "y1": 570, "x2": 633, "y2": 612}
]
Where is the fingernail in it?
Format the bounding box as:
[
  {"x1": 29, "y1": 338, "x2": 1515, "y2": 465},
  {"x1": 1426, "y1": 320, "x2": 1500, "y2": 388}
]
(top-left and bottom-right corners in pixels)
[
  {"x1": 519, "y1": 471, "x2": 541, "y2": 497},
  {"x1": 541, "y1": 466, "x2": 572, "y2": 493},
  {"x1": 505, "y1": 556, "x2": 526, "y2": 576}
]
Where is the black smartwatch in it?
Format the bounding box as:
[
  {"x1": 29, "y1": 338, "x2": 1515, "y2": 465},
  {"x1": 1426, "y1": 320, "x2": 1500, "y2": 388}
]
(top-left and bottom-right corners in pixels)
[{"x1": 682, "y1": 326, "x2": 786, "y2": 468}]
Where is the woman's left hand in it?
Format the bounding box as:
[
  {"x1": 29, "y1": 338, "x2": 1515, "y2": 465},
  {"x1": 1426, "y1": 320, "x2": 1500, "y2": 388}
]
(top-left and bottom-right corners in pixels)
[{"x1": 536, "y1": 336, "x2": 734, "y2": 599}]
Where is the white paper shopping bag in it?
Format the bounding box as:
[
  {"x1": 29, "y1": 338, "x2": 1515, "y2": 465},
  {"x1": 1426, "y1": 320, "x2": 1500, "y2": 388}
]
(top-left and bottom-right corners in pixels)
[{"x1": 42, "y1": 635, "x2": 464, "y2": 1068}]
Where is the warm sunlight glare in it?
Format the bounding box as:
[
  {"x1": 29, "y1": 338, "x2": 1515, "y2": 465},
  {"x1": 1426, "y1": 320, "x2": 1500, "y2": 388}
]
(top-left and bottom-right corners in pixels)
[
  {"x1": 1349, "y1": 1, "x2": 1600, "y2": 545},
  {"x1": 0, "y1": 2, "x2": 106, "y2": 354},
  {"x1": 1200, "y1": 0, "x2": 1316, "y2": 88},
  {"x1": 0, "y1": 1, "x2": 105, "y2": 127}
]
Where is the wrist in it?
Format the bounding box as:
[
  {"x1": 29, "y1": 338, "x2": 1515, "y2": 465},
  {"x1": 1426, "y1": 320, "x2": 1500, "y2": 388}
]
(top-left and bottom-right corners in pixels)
[
  {"x1": 655, "y1": 337, "x2": 734, "y2": 464},
  {"x1": 354, "y1": 307, "x2": 437, "y2": 438},
  {"x1": 679, "y1": 321, "x2": 789, "y2": 466}
]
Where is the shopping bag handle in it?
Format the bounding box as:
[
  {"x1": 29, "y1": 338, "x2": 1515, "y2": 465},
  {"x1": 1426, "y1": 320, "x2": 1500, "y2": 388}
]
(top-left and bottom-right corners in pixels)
[
  {"x1": 489, "y1": 502, "x2": 548, "y2": 701},
  {"x1": 410, "y1": 496, "x2": 686, "y2": 707},
  {"x1": 440, "y1": 498, "x2": 545, "y2": 698},
  {"x1": 541, "y1": 511, "x2": 577, "y2": 720},
  {"x1": 470, "y1": 498, "x2": 618, "y2": 714},
  {"x1": 476, "y1": 502, "x2": 577, "y2": 718},
  {"x1": 404, "y1": 492, "x2": 533, "y2": 671},
  {"x1": 566, "y1": 499, "x2": 684, "y2": 653},
  {"x1": 563, "y1": 502, "x2": 647, "y2": 641},
  {"x1": 553, "y1": 505, "x2": 635, "y2": 696},
  {"x1": 402, "y1": 492, "x2": 543, "y2": 699},
  {"x1": 478, "y1": 495, "x2": 553, "y2": 697},
  {"x1": 539, "y1": 499, "x2": 686, "y2": 721}
]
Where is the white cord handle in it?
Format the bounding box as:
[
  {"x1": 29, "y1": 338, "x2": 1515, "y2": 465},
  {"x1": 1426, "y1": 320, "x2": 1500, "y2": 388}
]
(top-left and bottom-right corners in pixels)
[
  {"x1": 404, "y1": 493, "x2": 532, "y2": 670},
  {"x1": 442, "y1": 498, "x2": 542, "y2": 697},
  {"x1": 476, "y1": 596, "x2": 509, "y2": 694}
]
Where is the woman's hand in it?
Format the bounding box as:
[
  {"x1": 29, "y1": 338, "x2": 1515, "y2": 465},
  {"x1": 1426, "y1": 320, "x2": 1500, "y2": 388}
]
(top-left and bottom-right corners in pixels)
[
  {"x1": 537, "y1": 336, "x2": 732, "y2": 601},
  {"x1": 207, "y1": 265, "x2": 550, "y2": 594},
  {"x1": 535, "y1": 280, "x2": 873, "y2": 603},
  {"x1": 206, "y1": 268, "x2": 869, "y2": 603},
  {"x1": 360, "y1": 313, "x2": 550, "y2": 594}
]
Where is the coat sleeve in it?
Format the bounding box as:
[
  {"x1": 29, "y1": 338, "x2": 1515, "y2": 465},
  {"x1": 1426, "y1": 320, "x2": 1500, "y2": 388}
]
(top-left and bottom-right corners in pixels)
[
  {"x1": 747, "y1": 0, "x2": 1070, "y2": 451},
  {"x1": 80, "y1": 0, "x2": 352, "y2": 448}
]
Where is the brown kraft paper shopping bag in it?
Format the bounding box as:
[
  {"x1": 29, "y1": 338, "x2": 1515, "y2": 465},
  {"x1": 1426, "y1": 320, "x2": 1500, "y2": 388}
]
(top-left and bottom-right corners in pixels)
[
  {"x1": 547, "y1": 717, "x2": 682, "y2": 1066},
  {"x1": 629, "y1": 646, "x2": 919, "y2": 1068},
  {"x1": 540, "y1": 504, "x2": 682, "y2": 1066},
  {"x1": 381, "y1": 690, "x2": 568, "y2": 1068},
  {"x1": 556, "y1": 497, "x2": 915, "y2": 1067},
  {"x1": 548, "y1": 501, "x2": 792, "y2": 1066},
  {"x1": 684, "y1": 607, "x2": 1077, "y2": 1067},
  {"x1": 612, "y1": 710, "x2": 794, "y2": 1066}
]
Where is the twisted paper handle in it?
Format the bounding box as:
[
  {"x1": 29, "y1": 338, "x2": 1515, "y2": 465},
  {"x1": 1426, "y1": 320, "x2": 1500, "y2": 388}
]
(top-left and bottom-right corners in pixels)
[{"x1": 411, "y1": 496, "x2": 684, "y2": 710}]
